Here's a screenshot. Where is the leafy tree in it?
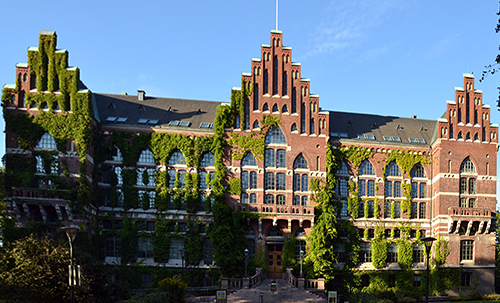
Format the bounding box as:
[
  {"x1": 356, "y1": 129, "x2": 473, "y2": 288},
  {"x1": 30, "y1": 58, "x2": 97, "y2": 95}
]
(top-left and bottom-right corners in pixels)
[{"x1": 0, "y1": 234, "x2": 92, "y2": 302}]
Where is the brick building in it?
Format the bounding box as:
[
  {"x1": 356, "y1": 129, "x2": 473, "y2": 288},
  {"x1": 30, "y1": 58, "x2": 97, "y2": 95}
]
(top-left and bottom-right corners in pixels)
[{"x1": 2, "y1": 30, "x2": 497, "y2": 294}]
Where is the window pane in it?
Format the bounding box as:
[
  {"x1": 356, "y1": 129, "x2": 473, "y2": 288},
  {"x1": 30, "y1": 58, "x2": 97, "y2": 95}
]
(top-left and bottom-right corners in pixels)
[
  {"x1": 200, "y1": 152, "x2": 215, "y2": 167},
  {"x1": 360, "y1": 160, "x2": 375, "y2": 175},
  {"x1": 394, "y1": 181, "x2": 401, "y2": 197},
  {"x1": 359, "y1": 180, "x2": 366, "y2": 197},
  {"x1": 367, "y1": 180, "x2": 375, "y2": 196},
  {"x1": 385, "y1": 181, "x2": 393, "y2": 197},
  {"x1": 242, "y1": 153, "x2": 257, "y2": 166},
  {"x1": 293, "y1": 154, "x2": 308, "y2": 169},
  {"x1": 250, "y1": 172, "x2": 257, "y2": 189},
  {"x1": 276, "y1": 173, "x2": 286, "y2": 190},
  {"x1": 265, "y1": 126, "x2": 287, "y2": 144},
  {"x1": 293, "y1": 174, "x2": 301, "y2": 191},
  {"x1": 265, "y1": 149, "x2": 275, "y2": 167},
  {"x1": 242, "y1": 171, "x2": 249, "y2": 190},
  {"x1": 276, "y1": 150, "x2": 286, "y2": 168},
  {"x1": 301, "y1": 175, "x2": 308, "y2": 191},
  {"x1": 265, "y1": 172, "x2": 275, "y2": 190},
  {"x1": 386, "y1": 162, "x2": 401, "y2": 177},
  {"x1": 169, "y1": 151, "x2": 186, "y2": 166}
]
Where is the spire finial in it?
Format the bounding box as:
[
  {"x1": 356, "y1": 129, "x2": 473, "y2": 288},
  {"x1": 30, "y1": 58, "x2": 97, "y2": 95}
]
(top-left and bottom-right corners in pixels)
[{"x1": 276, "y1": 0, "x2": 278, "y2": 30}]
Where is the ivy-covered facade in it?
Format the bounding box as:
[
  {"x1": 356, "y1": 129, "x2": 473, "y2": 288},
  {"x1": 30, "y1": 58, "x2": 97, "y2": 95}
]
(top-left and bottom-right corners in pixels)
[{"x1": 2, "y1": 30, "x2": 498, "y2": 295}]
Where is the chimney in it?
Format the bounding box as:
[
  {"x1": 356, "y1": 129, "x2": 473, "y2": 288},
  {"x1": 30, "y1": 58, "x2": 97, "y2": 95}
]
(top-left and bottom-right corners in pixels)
[{"x1": 137, "y1": 90, "x2": 146, "y2": 101}]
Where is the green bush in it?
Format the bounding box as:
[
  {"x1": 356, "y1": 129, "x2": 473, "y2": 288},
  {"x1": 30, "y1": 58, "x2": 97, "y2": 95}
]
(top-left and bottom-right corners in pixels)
[
  {"x1": 158, "y1": 277, "x2": 187, "y2": 302},
  {"x1": 467, "y1": 291, "x2": 482, "y2": 300}
]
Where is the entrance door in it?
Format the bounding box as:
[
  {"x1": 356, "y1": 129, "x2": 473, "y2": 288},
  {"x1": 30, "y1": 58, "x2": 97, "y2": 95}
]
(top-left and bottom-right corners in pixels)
[{"x1": 267, "y1": 244, "x2": 282, "y2": 279}]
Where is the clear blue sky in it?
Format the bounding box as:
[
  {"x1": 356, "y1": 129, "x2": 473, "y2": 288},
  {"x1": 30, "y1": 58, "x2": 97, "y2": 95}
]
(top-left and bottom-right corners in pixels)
[{"x1": 2, "y1": 0, "x2": 500, "y2": 201}]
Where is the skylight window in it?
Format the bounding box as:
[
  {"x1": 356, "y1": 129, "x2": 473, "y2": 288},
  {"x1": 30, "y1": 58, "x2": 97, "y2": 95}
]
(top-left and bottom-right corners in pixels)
[
  {"x1": 179, "y1": 121, "x2": 191, "y2": 127},
  {"x1": 138, "y1": 118, "x2": 148, "y2": 124},
  {"x1": 200, "y1": 122, "x2": 213, "y2": 128},
  {"x1": 116, "y1": 117, "x2": 128, "y2": 123},
  {"x1": 409, "y1": 138, "x2": 426, "y2": 143},
  {"x1": 148, "y1": 119, "x2": 159, "y2": 125},
  {"x1": 339, "y1": 133, "x2": 348, "y2": 138},
  {"x1": 169, "y1": 120, "x2": 180, "y2": 126},
  {"x1": 106, "y1": 116, "x2": 117, "y2": 122},
  {"x1": 383, "y1": 136, "x2": 401, "y2": 142},
  {"x1": 358, "y1": 134, "x2": 375, "y2": 140}
]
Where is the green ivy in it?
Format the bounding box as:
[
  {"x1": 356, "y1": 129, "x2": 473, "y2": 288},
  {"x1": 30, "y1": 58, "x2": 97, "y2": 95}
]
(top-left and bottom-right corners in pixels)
[
  {"x1": 371, "y1": 225, "x2": 387, "y2": 269},
  {"x1": 227, "y1": 178, "x2": 242, "y2": 196}
]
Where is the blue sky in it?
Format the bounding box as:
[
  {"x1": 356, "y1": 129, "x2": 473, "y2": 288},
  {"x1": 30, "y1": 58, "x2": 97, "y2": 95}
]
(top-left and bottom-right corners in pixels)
[{"x1": 2, "y1": 0, "x2": 500, "y2": 201}]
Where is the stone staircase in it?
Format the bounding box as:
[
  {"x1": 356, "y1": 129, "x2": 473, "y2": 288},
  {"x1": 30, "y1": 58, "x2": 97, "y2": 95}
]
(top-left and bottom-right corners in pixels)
[{"x1": 226, "y1": 279, "x2": 326, "y2": 303}]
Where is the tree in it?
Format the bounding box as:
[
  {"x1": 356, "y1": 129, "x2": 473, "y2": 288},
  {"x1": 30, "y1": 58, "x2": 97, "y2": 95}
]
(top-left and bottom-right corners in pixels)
[
  {"x1": 480, "y1": 2, "x2": 500, "y2": 107},
  {"x1": 0, "y1": 234, "x2": 92, "y2": 302}
]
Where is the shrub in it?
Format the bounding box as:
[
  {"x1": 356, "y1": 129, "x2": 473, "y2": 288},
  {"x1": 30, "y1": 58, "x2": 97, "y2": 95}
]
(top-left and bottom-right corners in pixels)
[
  {"x1": 158, "y1": 278, "x2": 187, "y2": 302},
  {"x1": 399, "y1": 297, "x2": 417, "y2": 303},
  {"x1": 467, "y1": 291, "x2": 482, "y2": 300}
]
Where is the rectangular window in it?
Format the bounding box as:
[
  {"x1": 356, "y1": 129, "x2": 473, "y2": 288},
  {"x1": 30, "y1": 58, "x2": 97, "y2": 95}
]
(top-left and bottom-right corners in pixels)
[
  {"x1": 276, "y1": 173, "x2": 286, "y2": 190},
  {"x1": 359, "y1": 201, "x2": 364, "y2": 218},
  {"x1": 411, "y1": 182, "x2": 418, "y2": 198},
  {"x1": 411, "y1": 202, "x2": 418, "y2": 219},
  {"x1": 265, "y1": 194, "x2": 274, "y2": 204},
  {"x1": 461, "y1": 240, "x2": 474, "y2": 261},
  {"x1": 419, "y1": 203, "x2": 426, "y2": 219},
  {"x1": 413, "y1": 243, "x2": 424, "y2": 263},
  {"x1": 341, "y1": 200, "x2": 348, "y2": 217},
  {"x1": 169, "y1": 239, "x2": 184, "y2": 260},
  {"x1": 419, "y1": 183, "x2": 426, "y2": 198},
  {"x1": 250, "y1": 172, "x2": 257, "y2": 189},
  {"x1": 250, "y1": 193, "x2": 257, "y2": 204},
  {"x1": 469, "y1": 198, "x2": 476, "y2": 208},
  {"x1": 359, "y1": 180, "x2": 366, "y2": 197},
  {"x1": 137, "y1": 237, "x2": 153, "y2": 258},
  {"x1": 387, "y1": 244, "x2": 398, "y2": 263},
  {"x1": 394, "y1": 181, "x2": 401, "y2": 197},
  {"x1": 199, "y1": 171, "x2": 207, "y2": 189},
  {"x1": 301, "y1": 175, "x2": 308, "y2": 191},
  {"x1": 384, "y1": 201, "x2": 391, "y2": 218},
  {"x1": 394, "y1": 202, "x2": 401, "y2": 218},
  {"x1": 385, "y1": 181, "x2": 393, "y2": 197},
  {"x1": 460, "y1": 198, "x2": 467, "y2": 208},
  {"x1": 105, "y1": 235, "x2": 120, "y2": 257},
  {"x1": 460, "y1": 178, "x2": 467, "y2": 194},
  {"x1": 276, "y1": 150, "x2": 286, "y2": 168},
  {"x1": 293, "y1": 196, "x2": 300, "y2": 206},
  {"x1": 367, "y1": 180, "x2": 375, "y2": 196},
  {"x1": 178, "y1": 170, "x2": 186, "y2": 188},
  {"x1": 241, "y1": 193, "x2": 248, "y2": 204},
  {"x1": 265, "y1": 149, "x2": 275, "y2": 167},
  {"x1": 276, "y1": 195, "x2": 286, "y2": 205},
  {"x1": 293, "y1": 174, "x2": 301, "y2": 191},
  {"x1": 414, "y1": 275, "x2": 422, "y2": 288},
  {"x1": 242, "y1": 171, "x2": 249, "y2": 189},
  {"x1": 468, "y1": 178, "x2": 476, "y2": 194},
  {"x1": 265, "y1": 172, "x2": 275, "y2": 190},
  {"x1": 168, "y1": 170, "x2": 176, "y2": 188},
  {"x1": 360, "y1": 242, "x2": 372, "y2": 263},
  {"x1": 368, "y1": 201, "x2": 374, "y2": 218},
  {"x1": 339, "y1": 179, "x2": 348, "y2": 196},
  {"x1": 461, "y1": 272, "x2": 472, "y2": 287}
]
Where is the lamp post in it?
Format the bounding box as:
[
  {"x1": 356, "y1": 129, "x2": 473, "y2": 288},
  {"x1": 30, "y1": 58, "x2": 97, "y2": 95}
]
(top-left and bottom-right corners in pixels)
[
  {"x1": 422, "y1": 237, "x2": 436, "y2": 303},
  {"x1": 244, "y1": 248, "x2": 249, "y2": 278},
  {"x1": 180, "y1": 249, "x2": 186, "y2": 281},
  {"x1": 63, "y1": 225, "x2": 80, "y2": 303},
  {"x1": 299, "y1": 250, "x2": 304, "y2": 278}
]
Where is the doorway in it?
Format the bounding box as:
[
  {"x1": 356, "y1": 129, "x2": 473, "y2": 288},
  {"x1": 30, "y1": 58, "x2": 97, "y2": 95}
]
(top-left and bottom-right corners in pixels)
[{"x1": 267, "y1": 244, "x2": 283, "y2": 279}]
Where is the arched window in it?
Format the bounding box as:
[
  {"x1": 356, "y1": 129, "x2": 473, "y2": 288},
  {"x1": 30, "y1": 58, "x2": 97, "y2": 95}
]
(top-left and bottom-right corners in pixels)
[
  {"x1": 242, "y1": 152, "x2": 257, "y2": 166},
  {"x1": 36, "y1": 133, "x2": 57, "y2": 149},
  {"x1": 359, "y1": 160, "x2": 375, "y2": 175},
  {"x1": 268, "y1": 227, "x2": 282, "y2": 236},
  {"x1": 411, "y1": 164, "x2": 426, "y2": 178},
  {"x1": 272, "y1": 104, "x2": 279, "y2": 113},
  {"x1": 265, "y1": 126, "x2": 286, "y2": 144},
  {"x1": 460, "y1": 157, "x2": 476, "y2": 173},
  {"x1": 253, "y1": 84, "x2": 259, "y2": 110},
  {"x1": 301, "y1": 103, "x2": 306, "y2": 133},
  {"x1": 263, "y1": 103, "x2": 269, "y2": 112},
  {"x1": 264, "y1": 69, "x2": 269, "y2": 94},
  {"x1": 138, "y1": 149, "x2": 154, "y2": 164},
  {"x1": 338, "y1": 162, "x2": 349, "y2": 175},
  {"x1": 292, "y1": 88, "x2": 297, "y2": 113},
  {"x1": 386, "y1": 161, "x2": 401, "y2": 177},
  {"x1": 245, "y1": 100, "x2": 250, "y2": 129},
  {"x1": 282, "y1": 104, "x2": 288, "y2": 113},
  {"x1": 200, "y1": 152, "x2": 215, "y2": 167},
  {"x1": 168, "y1": 151, "x2": 186, "y2": 166},
  {"x1": 291, "y1": 123, "x2": 297, "y2": 132},
  {"x1": 310, "y1": 119, "x2": 315, "y2": 134},
  {"x1": 293, "y1": 154, "x2": 309, "y2": 169},
  {"x1": 283, "y1": 71, "x2": 288, "y2": 96},
  {"x1": 253, "y1": 120, "x2": 260, "y2": 129}
]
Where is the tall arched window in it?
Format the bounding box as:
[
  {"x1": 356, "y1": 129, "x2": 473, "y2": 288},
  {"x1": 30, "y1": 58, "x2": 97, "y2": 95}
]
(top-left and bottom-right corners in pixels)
[
  {"x1": 242, "y1": 152, "x2": 257, "y2": 166},
  {"x1": 459, "y1": 157, "x2": 477, "y2": 208},
  {"x1": 283, "y1": 71, "x2": 288, "y2": 96},
  {"x1": 386, "y1": 162, "x2": 401, "y2": 177},
  {"x1": 138, "y1": 149, "x2": 154, "y2": 164},
  {"x1": 264, "y1": 69, "x2": 269, "y2": 94},
  {"x1": 293, "y1": 154, "x2": 309, "y2": 169},
  {"x1": 253, "y1": 84, "x2": 259, "y2": 110},
  {"x1": 359, "y1": 160, "x2": 375, "y2": 175},
  {"x1": 36, "y1": 133, "x2": 57, "y2": 149},
  {"x1": 273, "y1": 55, "x2": 278, "y2": 95},
  {"x1": 200, "y1": 152, "x2": 215, "y2": 167},
  {"x1": 292, "y1": 88, "x2": 297, "y2": 113},
  {"x1": 301, "y1": 103, "x2": 306, "y2": 133},
  {"x1": 265, "y1": 126, "x2": 286, "y2": 144},
  {"x1": 169, "y1": 151, "x2": 186, "y2": 166}
]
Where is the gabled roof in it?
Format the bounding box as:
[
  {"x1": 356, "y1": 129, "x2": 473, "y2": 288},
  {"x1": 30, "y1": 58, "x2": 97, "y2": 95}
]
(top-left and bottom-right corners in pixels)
[
  {"x1": 93, "y1": 93, "x2": 225, "y2": 131},
  {"x1": 329, "y1": 111, "x2": 437, "y2": 146}
]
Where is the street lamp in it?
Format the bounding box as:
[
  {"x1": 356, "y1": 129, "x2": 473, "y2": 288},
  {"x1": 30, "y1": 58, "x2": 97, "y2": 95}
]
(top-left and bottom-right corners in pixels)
[
  {"x1": 422, "y1": 237, "x2": 436, "y2": 303},
  {"x1": 299, "y1": 250, "x2": 304, "y2": 278},
  {"x1": 63, "y1": 225, "x2": 80, "y2": 303},
  {"x1": 244, "y1": 248, "x2": 249, "y2": 278},
  {"x1": 180, "y1": 249, "x2": 187, "y2": 281}
]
